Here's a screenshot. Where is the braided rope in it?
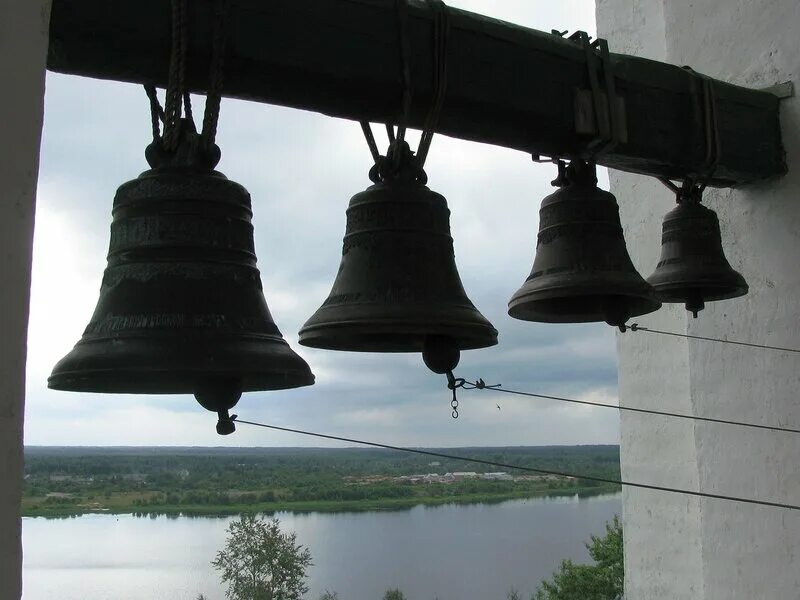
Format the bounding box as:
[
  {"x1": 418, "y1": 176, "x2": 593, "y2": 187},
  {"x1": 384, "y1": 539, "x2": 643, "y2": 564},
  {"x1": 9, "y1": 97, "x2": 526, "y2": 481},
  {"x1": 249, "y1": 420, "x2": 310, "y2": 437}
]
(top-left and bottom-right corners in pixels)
[
  {"x1": 201, "y1": 0, "x2": 231, "y2": 149},
  {"x1": 163, "y1": 0, "x2": 188, "y2": 150}
]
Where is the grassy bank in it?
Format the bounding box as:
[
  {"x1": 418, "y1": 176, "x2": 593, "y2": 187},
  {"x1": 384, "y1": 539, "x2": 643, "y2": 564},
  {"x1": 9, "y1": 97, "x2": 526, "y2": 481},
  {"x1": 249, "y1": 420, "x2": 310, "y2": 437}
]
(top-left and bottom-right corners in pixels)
[{"x1": 22, "y1": 484, "x2": 620, "y2": 518}]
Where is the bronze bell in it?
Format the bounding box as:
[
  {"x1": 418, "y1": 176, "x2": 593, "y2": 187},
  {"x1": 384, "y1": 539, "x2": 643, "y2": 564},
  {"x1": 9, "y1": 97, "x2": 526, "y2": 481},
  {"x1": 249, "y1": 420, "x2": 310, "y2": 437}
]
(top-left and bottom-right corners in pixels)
[
  {"x1": 48, "y1": 120, "x2": 314, "y2": 434},
  {"x1": 299, "y1": 141, "x2": 497, "y2": 361},
  {"x1": 647, "y1": 187, "x2": 747, "y2": 317},
  {"x1": 508, "y1": 160, "x2": 661, "y2": 327}
]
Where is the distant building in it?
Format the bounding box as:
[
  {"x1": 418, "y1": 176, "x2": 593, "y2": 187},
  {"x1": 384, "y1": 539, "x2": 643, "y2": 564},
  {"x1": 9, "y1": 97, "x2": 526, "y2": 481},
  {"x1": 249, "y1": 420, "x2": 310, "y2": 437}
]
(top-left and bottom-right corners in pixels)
[{"x1": 481, "y1": 472, "x2": 513, "y2": 481}]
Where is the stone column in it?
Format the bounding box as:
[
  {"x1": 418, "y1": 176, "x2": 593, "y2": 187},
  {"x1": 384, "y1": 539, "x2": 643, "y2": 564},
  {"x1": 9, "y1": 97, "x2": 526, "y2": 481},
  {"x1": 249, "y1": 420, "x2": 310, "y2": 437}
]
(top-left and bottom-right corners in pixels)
[
  {"x1": 0, "y1": 1, "x2": 51, "y2": 598},
  {"x1": 597, "y1": 0, "x2": 800, "y2": 598}
]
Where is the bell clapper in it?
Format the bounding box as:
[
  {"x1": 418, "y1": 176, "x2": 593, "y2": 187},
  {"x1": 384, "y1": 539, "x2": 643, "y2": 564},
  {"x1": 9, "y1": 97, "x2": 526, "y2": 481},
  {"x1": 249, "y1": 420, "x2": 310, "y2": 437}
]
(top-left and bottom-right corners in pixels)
[
  {"x1": 422, "y1": 336, "x2": 465, "y2": 419},
  {"x1": 194, "y1": 379, "x2": 243, "y2": 435},
  {"x1": 215, "y1": 410, "x2": 238, "y2": 436},
  {"x1": 686, "y1": 291, "x2": 705, "y2": 319},
  {"x1": 422, "y1": 335, "x2": 461, "y2": 375}
]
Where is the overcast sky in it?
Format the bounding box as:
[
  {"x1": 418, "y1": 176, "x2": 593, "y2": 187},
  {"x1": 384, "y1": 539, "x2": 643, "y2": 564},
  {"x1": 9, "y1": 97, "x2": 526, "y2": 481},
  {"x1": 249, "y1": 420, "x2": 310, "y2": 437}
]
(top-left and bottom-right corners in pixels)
[{"x1": 24, "y1": 0, "x2": 624, "y2": 448}]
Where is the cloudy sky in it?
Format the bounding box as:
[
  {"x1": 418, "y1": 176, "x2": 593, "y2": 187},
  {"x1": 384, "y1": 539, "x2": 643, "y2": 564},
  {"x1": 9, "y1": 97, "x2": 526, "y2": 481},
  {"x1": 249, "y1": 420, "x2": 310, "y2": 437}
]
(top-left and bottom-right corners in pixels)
[{"x1": 25, "y1": 0, "x2": 622, "y2": 448}]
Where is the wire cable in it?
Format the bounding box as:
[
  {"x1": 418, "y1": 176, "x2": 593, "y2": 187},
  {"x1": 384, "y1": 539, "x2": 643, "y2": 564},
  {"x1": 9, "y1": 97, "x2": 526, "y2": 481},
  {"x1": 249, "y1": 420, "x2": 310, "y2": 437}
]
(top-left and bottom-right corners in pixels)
[
  {"x1": 460, "y1": 381, "x2": 800, "y2": 435},
  {"x1": 232, "y1": 417, "x2": 800, "y2": 512},
  {"x1": 621, "y1": 322, "x2": 800, "y2": 354}
]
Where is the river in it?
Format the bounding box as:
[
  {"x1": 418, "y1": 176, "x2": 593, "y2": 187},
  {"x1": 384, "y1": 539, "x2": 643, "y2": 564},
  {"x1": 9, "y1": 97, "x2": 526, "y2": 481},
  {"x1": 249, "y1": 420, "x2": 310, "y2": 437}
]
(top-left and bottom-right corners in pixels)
[{"x1": 22, "y1": 493, "x2": 621, "y2": 600}]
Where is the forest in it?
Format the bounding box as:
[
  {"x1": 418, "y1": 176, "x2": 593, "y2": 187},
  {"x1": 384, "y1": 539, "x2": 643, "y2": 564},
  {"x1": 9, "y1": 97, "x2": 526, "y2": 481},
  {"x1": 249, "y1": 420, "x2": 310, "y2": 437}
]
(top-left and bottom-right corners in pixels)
[{"x1": 23, "y1": 445, "x2": 621, "y2": 516}]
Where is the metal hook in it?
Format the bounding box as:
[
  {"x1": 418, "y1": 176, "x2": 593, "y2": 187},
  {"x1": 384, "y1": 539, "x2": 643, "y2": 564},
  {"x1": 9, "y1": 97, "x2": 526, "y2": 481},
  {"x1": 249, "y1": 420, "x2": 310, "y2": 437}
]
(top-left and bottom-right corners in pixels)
[{"x1": 446, "y1": 370, "x2": 465, "y2": 419}]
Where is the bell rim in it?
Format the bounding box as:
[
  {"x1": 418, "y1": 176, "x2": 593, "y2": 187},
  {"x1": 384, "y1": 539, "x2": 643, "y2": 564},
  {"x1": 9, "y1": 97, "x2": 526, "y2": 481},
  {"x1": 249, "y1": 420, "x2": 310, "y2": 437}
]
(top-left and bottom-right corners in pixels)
[
  {"x1": 48, "y1": 331, "x2": 315, "y2": 394},
  {"x1": 647, "y1": 267, "x2": 748, "y2": 303},
  {"x1": 508, "y1": 281, "x2": 661, "y2": 305},
  {"x1": 47, "y1": 368, "x2": 314, "y2": 394},
  {"x1": 507, "y1": 303, "x2": 662, "y2": 323},
  {"x1": 507, "y1": 282, "x2": 662, "y2": 324},
  {"x1": 649, "y1": 282, "x2": 749, "y2": 303},
  {"x1": 298, "y1": 320, "x2": 498, "y2": 352}
]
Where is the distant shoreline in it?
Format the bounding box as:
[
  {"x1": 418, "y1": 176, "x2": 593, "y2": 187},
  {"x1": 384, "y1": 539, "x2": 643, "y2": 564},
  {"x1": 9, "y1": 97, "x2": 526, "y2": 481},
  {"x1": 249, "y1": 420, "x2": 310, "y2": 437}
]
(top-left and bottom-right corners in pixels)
[
  {"x1": 22, "y1": 484, "x2": 621, "y2": 518},
  {"x1": 24, "y1": 445, "x2": 622, "y2": 519}
]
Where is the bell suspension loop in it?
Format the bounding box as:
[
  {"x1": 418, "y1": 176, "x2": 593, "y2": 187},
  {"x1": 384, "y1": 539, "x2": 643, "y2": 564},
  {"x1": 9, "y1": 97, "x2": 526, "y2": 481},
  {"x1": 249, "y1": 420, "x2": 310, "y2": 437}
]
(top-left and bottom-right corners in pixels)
[
  {"x1": 142, "y1": 0, "x2": 230, "y2": 172},
  {"x1": 360, "y1": 0, "x2": 449, "y2": 185}
]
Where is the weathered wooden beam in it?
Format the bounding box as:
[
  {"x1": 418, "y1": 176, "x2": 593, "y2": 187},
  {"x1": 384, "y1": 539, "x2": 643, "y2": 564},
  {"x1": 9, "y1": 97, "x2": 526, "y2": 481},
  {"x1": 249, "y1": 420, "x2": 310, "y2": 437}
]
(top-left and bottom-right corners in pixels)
[{"x1": 47, "y1": 0, "x2": 786, "y2": 186}]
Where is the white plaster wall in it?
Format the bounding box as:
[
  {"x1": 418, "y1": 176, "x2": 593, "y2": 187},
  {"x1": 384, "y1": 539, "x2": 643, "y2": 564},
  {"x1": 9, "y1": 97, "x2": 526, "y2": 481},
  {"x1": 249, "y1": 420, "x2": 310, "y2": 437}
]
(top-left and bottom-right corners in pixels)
[
  {"x1": 0, "y1": 1, "x2": 51, "y2": 599},
  {"x1": 598, "y1": 0, "x2": 800, "y2": 598},
  {"x1": 597, "y1": 2, "x2": 704, "y2": 597}
]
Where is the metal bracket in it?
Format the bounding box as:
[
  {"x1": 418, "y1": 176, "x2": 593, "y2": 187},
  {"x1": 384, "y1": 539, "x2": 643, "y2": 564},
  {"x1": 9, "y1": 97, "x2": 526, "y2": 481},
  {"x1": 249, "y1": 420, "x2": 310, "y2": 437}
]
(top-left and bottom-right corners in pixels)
[
  {"x1": 759, "y1": 80, "x2": 794, "y2": 100},
  {"x1": 567, "y1": 31, "x2": 628, "y2": 156}
]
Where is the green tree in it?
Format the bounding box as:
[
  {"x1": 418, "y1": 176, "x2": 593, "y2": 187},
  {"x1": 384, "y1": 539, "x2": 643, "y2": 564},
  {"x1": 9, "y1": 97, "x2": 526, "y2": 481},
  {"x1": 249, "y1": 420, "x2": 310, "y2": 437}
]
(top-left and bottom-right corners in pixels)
[
  {"x1": 534, "y1": 516, "x2": 623, "y2": 600},
  {"x1": 382, "y1": 589, "x2": 406, "y2": 600},
  {"x1": 212, "y1": 514, "x2": 312, "y2": 600},
  {"x1": 319, "y1": 592, "x2": 339, "y2": 600}
]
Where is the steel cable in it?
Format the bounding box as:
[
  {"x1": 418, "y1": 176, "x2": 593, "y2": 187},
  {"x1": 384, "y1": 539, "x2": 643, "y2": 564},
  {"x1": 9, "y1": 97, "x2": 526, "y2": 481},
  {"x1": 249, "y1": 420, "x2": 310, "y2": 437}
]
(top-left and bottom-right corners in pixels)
[{"x1": 232, "y1": 417, "x2": 800, "y2": 512}]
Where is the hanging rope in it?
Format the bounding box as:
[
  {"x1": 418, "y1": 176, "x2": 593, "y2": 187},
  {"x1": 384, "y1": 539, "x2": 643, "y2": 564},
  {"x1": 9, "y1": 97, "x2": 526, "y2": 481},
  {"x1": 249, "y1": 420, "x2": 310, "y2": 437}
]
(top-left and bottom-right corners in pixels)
[
  {"x1": 658, "y1": 67, "x2": 720, "y2": 195},
  {"x1": 416, "y1": 0, "x2": 450, "y2": 170},
  {"x1": 144, "y1": 84, "x2": 165, "y2": 141},
  {"x1": 142, "y1": 0, "x2": 230, "y2": 156},
  {"x1": 162, "y1": 0, "x2": 189, "y2": 151},
  {"x1": 394, "y1": 0, "x2": 413, "y2": 149},
  {"x1": 200, "y1": 0, "x2": 231, "y2": 150},
  {"x1": 183, "y1": 91, "x2": 194, "y2": 124},
  {"x1": 360, "y1": 121, "x2": 382, "y2": 165},
  {"x1": 691, "y1": 67, "x2": 721, "y2": 186},
  {"x1": 230, "y1": 416, "x2": 800, "y2": 511},
  {"x1": 620, "y1": 322, "x2": 800, "y2": 355},
  {"x1": 359, "y1": 0, "x2": 450, "y2": 180},
  {"x1": 358, "y1": 0, "x2": 414, "y2": 176}
]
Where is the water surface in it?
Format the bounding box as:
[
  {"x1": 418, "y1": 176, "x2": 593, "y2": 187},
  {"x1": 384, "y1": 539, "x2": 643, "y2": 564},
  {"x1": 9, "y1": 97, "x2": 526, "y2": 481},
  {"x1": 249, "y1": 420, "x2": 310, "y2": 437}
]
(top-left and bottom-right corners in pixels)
[{"x1": 23, "y1": 493, "x2": 620, "y2": 600}]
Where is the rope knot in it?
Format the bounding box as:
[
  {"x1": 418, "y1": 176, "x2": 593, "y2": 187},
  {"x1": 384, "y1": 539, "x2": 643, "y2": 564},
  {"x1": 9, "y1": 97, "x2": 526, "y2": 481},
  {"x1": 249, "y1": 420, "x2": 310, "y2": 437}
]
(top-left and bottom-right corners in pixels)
[{"x1": 447, "y1": 373, "x2": 466, "y2": 390}]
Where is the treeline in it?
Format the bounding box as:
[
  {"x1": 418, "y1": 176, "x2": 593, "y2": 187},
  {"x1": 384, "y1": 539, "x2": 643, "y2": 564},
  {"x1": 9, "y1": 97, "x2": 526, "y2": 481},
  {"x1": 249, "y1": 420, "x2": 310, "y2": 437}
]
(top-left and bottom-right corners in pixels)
[
  {"x1": 25, "y1": 445, "x2": 621, "y2": 481},
  {"x1": 23, "y1": 445, "x2": 621, "y2": 514}
]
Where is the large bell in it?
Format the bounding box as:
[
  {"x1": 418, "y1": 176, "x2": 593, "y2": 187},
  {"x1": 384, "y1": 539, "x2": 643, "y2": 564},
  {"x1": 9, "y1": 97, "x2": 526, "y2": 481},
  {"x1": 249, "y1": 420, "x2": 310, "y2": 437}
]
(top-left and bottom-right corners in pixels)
[
  {"x1": 299, "y1": 141, "x2": 497, "y2": 359},
  {"x1": 49, "y1": 121, "x2": 314, "y2": 432},
  {"x1": 508, "y1": 160, "x2": 661, "y2": 326},
  {"x1": 647, "y1": 187, "x2": 747, "y2": 317}
]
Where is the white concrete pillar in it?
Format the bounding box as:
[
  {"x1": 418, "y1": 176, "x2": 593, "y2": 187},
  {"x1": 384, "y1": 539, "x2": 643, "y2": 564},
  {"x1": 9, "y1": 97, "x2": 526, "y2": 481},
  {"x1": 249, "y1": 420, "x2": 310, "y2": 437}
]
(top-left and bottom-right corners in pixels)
[
  {"x1": 597, "y1": 0, "x2": 800, "y2": 598},
  {"x1": 0, "y1": 1, "x2": 51, "y2": 598}
]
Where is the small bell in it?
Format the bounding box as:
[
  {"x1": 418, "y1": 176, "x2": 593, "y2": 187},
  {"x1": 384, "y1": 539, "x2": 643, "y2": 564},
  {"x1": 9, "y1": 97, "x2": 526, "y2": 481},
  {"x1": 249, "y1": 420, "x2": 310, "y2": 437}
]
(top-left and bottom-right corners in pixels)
[
  {"x1": 299, "y1": 141, "x2": 497, "y2": 367},
  {"x1": 647, "y1": 186, "x2": 748, "y2": 317},
  {"x1": 508, "y1": 160, "x2": 661, "y2": 327},
  {"x1": 49, "y1": 120, "x2": 314, "y2": 432}
]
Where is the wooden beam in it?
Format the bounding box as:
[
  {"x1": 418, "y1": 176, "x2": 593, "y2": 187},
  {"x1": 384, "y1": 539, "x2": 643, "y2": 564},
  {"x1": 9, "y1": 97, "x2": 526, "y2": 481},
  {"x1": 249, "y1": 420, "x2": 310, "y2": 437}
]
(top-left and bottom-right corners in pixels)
[{"x1": 47, "y1": 0, "x2": 786, "y2": 186}]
